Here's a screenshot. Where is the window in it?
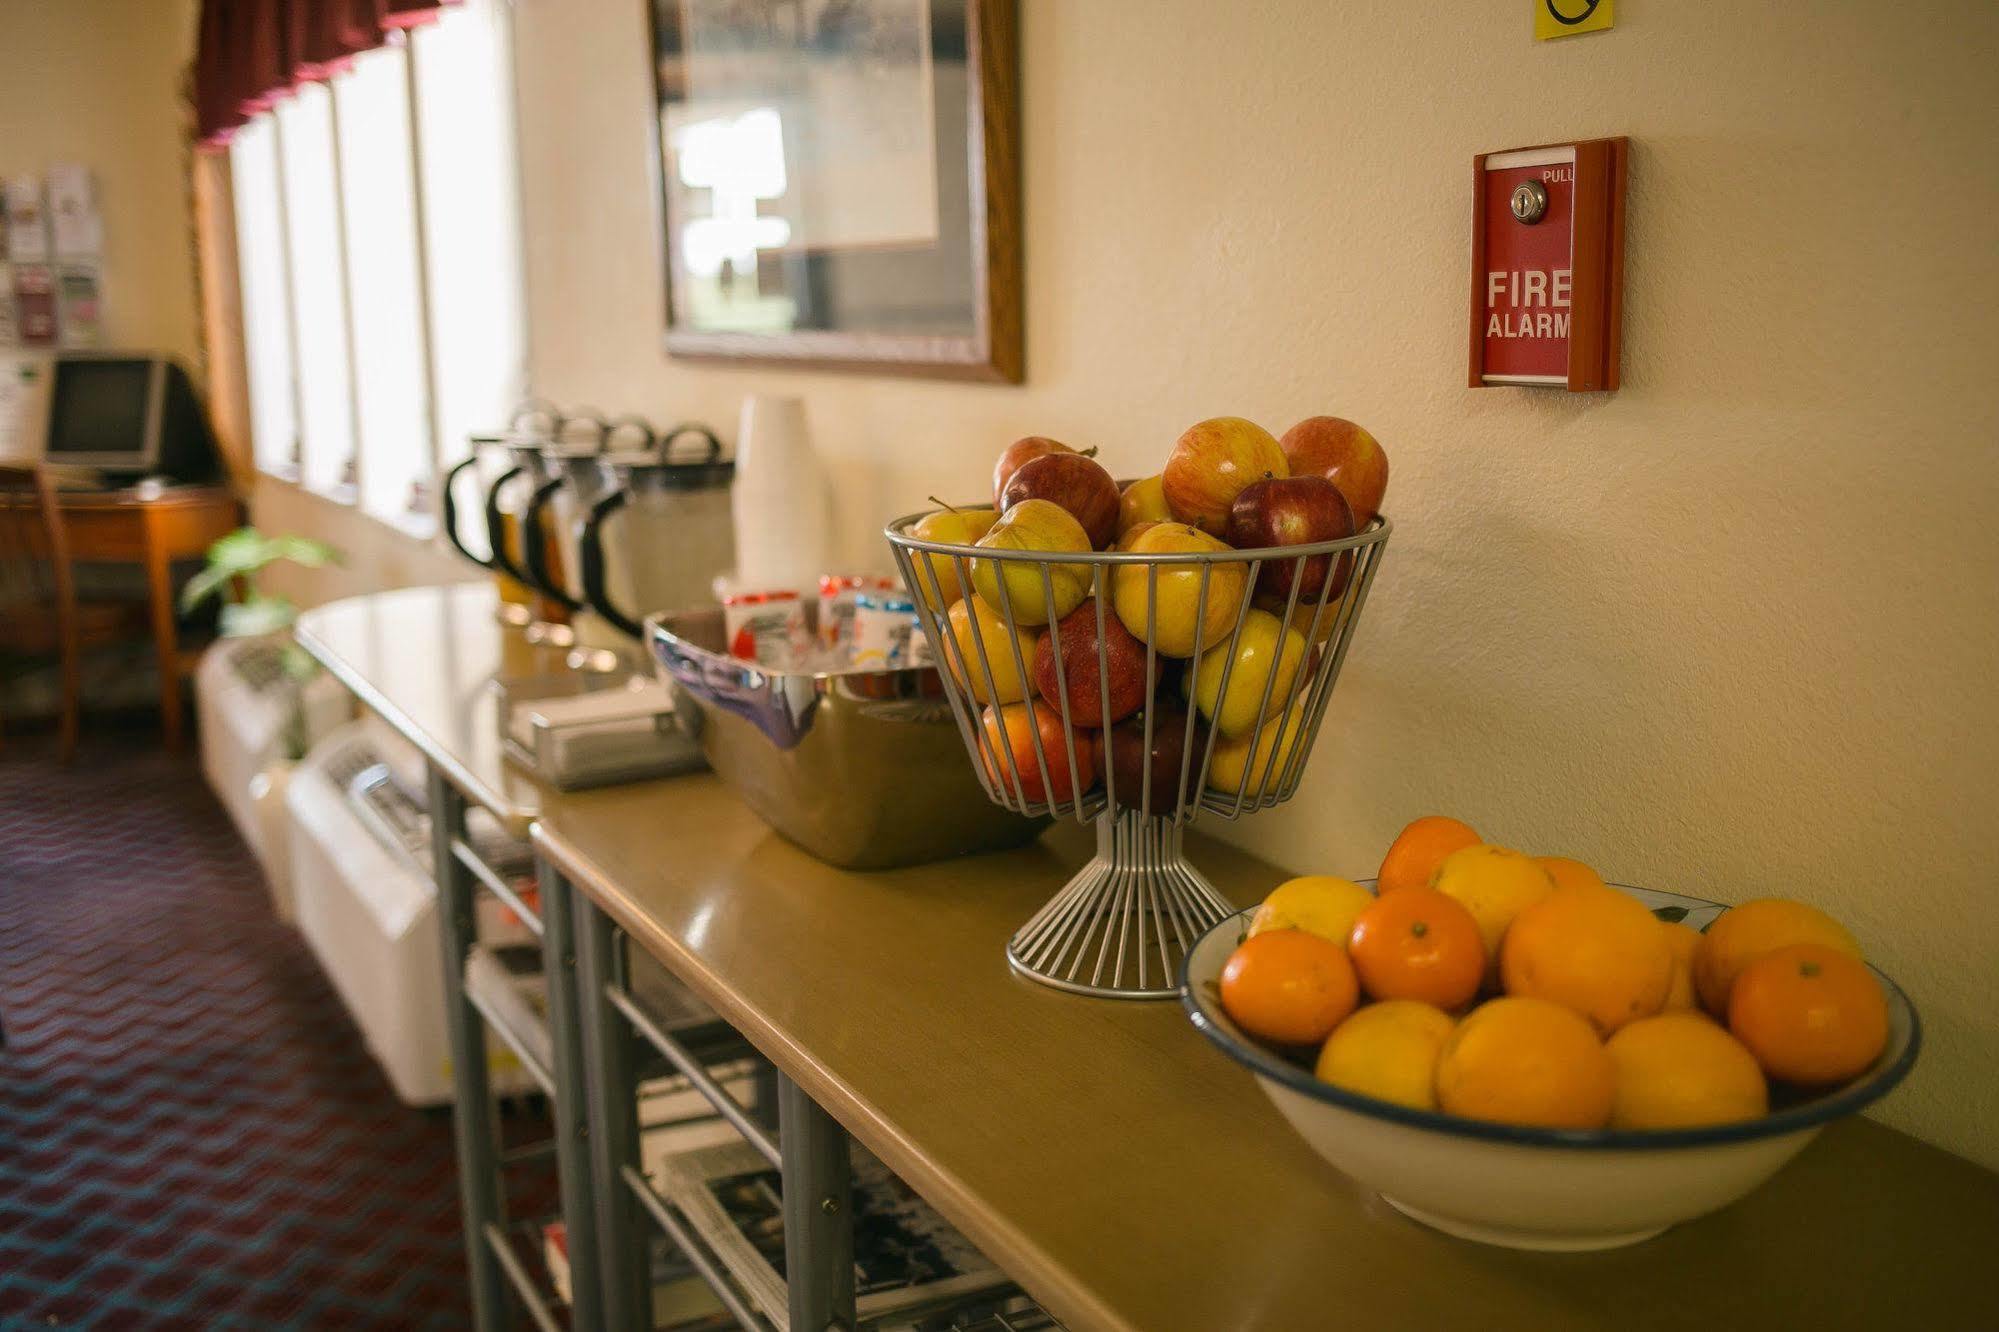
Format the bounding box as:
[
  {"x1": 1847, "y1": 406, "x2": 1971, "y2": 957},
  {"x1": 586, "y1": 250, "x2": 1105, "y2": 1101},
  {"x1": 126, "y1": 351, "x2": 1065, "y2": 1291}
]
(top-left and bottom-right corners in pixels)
[
  {"x1": 229, "y1": 0, "x2": 527, "y2": 531},
  {"x1": 333, "y1": 45, "x2": 427, "y2": 523},
  {"x1": 274, "y1": 83, "x2": 356, "y2": 498},
  {"x1": 227, "y1": 118, "x2": 296, "y2": 480},
  {"x1": 410, "y1": 0, "x2": 528, "y2": 472}
]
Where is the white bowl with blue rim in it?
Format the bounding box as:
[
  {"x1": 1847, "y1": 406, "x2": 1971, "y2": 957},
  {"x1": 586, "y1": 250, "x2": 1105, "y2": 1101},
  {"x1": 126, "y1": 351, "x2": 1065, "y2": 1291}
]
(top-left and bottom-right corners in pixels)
[{"x1": 1181, "y1": 883, "x2": 1920, "y2": 1251}]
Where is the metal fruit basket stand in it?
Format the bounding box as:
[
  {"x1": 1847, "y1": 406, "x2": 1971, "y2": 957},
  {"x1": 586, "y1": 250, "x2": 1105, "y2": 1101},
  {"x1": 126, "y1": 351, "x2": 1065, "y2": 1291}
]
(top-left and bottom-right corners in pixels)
[{"x1": 886, "y1": 507, "x2": 1391, "y2": 1000}]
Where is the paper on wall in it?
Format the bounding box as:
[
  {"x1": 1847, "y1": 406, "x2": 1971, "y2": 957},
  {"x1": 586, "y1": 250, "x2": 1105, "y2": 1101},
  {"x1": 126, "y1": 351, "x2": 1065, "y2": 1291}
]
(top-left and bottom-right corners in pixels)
[
  {"x1": 56, "y1": 265, "x2": 102, "y2": 347},
  {"x1": 48, "y1": 163, "x2": 104, "y2": 259},
  {"x1": 4, "y1": 178, "x2": 50, "y2": 263},
  {"x1": 11, "y1": 265, "x2": 57, "y2": 345}
]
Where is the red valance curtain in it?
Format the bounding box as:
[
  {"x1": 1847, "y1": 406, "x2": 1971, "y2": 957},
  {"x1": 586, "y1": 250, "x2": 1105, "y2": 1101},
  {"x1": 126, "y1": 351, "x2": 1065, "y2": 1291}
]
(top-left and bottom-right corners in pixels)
[{"x1": 193, "y1": 0, "x2": 459, "y2": 149}]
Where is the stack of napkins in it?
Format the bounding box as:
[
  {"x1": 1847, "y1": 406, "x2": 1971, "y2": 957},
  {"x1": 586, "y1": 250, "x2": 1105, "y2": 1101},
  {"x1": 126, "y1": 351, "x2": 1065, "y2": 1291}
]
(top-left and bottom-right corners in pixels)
[{"x1": 507, "y1": 679, "x2": 704, "y2": 789}]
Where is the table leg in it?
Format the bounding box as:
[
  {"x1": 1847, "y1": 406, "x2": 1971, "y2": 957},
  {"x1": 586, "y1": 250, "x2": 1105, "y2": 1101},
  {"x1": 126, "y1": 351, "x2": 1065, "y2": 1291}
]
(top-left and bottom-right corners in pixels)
[
  {"x1": 576, "y1": 893, "x2": 649, "y2": 1331},
  {"x1": 143, "y1": 534, "x2": 182, "y2": 752},
  {"x1": 429, "y1": 765, "x2": 510, "y2": 1331},
  {"x1": 537, "y1": 861, "x2": 602, "y2": 1331},
  {"x1": 752, "y1": 1062, "x2": 782, "y2": 1134},
  {"x1": 780, "y1": 1074, "x2": 857, "y2": 1332}
]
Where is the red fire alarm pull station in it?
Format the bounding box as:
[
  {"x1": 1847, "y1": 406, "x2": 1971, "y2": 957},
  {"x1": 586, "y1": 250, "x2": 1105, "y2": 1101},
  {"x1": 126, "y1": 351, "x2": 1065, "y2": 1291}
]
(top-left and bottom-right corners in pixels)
[{"x1": 1470, "y1": 136, "x2": 1628, "y2": 391}]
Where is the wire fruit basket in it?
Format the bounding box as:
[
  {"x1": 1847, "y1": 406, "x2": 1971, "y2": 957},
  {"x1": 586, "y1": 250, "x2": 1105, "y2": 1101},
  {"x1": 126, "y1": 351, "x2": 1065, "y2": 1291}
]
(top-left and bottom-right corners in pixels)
[{"x1": 886, "y1": 505, "x2": 1391, "y2": 999}]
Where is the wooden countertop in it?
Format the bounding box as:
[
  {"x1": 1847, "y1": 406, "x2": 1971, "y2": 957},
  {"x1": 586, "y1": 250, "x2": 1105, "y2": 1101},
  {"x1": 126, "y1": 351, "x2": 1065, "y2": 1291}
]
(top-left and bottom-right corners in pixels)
[
  {"x1": 536, "y1": 777, "x2": 1999, "y2": 1332},
  {"x1": 295, "y1": 583, "x2": 570, "y2": 834},
  {"x1": 299, "y1": 585, "x2": 1999, "y2": 1329}
]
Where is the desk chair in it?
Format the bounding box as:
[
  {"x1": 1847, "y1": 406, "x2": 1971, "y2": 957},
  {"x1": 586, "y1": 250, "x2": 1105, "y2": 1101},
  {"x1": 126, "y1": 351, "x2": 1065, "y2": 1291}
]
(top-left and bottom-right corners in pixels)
[{"x1": 0, "y1": 464, "x2": 151, "y2": 763}]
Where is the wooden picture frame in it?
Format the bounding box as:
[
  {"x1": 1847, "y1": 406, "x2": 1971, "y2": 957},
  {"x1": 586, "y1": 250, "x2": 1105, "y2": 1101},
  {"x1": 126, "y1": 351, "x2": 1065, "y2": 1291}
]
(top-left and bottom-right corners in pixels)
[{"x1": 645, "y1": 0, "x2": 1021, "y2": 382}]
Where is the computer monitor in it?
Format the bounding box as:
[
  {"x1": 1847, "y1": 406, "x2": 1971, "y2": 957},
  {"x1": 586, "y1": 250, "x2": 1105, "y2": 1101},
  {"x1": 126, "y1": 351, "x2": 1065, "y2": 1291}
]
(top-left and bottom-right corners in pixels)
[{"x1": 43, "y1": 353, "x2": 220, "y2": 482}]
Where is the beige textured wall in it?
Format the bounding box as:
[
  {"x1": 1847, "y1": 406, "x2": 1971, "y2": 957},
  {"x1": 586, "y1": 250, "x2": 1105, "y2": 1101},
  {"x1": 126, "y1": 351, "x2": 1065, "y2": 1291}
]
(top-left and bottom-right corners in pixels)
[
  {"x1": 249, "y1": 476, "x2": 467, "y2": 607},
  {"x1": 506, "y1": 1, "x2": 1999, "y2": 1165},
  {"x1": 0, "y1": 0, "x2": 201, "y2": 362}
]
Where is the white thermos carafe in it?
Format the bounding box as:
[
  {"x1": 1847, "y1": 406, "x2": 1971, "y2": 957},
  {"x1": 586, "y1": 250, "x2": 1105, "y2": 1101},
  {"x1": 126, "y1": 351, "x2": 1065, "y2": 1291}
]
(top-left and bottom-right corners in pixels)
[{"x1": 730, "y1": 394, "x2": 832, "y2": 595}]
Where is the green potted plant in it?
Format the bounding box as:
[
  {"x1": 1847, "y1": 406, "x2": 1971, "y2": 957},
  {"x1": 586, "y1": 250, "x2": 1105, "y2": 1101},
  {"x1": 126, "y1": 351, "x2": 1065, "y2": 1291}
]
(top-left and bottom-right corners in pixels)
[{"x1": 181, "y1": 527, "x2": 343, "y2": 902}]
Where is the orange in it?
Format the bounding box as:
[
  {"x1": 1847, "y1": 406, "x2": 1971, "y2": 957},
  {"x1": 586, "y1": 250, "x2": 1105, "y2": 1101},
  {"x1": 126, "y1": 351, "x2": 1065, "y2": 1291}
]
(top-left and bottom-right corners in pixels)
[
  {"x1": 1248, "y1": 876, "x2": 1375, "y2": 948},
  {"x1": 1693, "y1": 899, "x2": 1862, "y2": 1017},
  {"x1": 1661, "y1": 921, "x2": 1701, "y2": 1011},
  {"x1": 1727, "y1": 944, "x2": 1888, "y2": 1087},
  {"x1": 1377, "y1": 816, "x2": 1481, "y2": 895},
  {"x1": 1536, "y1": 855, "x2": 1610, "y2": 895},
  {"x1": 1605, "y1": 1013, "x2": 1768, "y2": 1130},
  {"x1": 1218, "y1": 929, "x2": 1358, "y2": 1048},
  {"x1": 1435, "y1": 997, "x2": 1614, "y2": 1130},
  {"x1": 1347, "y1": 887, "x2": 1484, "y2": 1010},
  {"x1": 1500, "y1": 887, "x2": 1673, "y2": 1034},
  {"x1": 1315, "y1": 1000, "x2": 1456, "y2": 1111},
  {"x1": 1430, "y1": 844, "x2": 1556, "y2": 978}
]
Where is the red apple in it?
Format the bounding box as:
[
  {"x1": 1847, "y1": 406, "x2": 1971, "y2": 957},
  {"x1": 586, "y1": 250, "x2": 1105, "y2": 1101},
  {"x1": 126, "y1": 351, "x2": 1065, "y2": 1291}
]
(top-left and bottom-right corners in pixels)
[
  {"x1": 1279, "y1": 416, "x2": 1389, "y2": 526},
  {"x1": 1001, "y1": 452, "x2": 1121, "y2": 549},
  {"x1": 1098, "y1": 703, "x2": 1208, "y2": 815},
  {"x1": 1227, "y1": 474, "x2": 1357, "y2": 611},
  {"x1": 993, "y1": 436, "x2": 1088, "y2": 508},
  {"x1": 1031, "y1": 598, "x2": 1151, "y2": 728},
  {"x1": 980, "y1": 701, "x2": 1095, "y2": 805},
  {"x1": 1162, "y1": 417, "x2": 1288, "y2": 536}
]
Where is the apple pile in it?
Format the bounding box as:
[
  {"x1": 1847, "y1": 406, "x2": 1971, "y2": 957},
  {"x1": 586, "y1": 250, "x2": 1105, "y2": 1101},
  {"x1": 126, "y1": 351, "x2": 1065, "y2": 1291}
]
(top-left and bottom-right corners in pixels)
[{"x1": 906, "y1": 416, "x2": 1390, "y2": 814}]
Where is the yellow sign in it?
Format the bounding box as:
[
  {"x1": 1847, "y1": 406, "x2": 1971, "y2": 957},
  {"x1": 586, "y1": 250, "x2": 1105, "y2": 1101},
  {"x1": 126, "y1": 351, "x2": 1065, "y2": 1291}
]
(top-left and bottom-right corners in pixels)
[{"x1": 1536, "y1": 0, "x2": 1615, "y2": 40}]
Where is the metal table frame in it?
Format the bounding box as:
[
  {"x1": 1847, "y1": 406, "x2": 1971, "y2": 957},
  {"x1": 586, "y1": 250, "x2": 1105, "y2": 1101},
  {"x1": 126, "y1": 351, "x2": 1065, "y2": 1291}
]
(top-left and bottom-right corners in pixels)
[
  {"x1": 566, "y1": 862, "x2": 860, "y2": 1332},
  {"x1": 430, "y1": 764, "x2": 602, "y2": 1332}
]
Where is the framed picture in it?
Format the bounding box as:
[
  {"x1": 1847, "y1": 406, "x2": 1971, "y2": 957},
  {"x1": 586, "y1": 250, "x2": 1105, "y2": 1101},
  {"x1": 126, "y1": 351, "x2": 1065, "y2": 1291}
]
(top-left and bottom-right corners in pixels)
[{"x1": 646, "y1": 0, "x2": 1021, "y2": 382}]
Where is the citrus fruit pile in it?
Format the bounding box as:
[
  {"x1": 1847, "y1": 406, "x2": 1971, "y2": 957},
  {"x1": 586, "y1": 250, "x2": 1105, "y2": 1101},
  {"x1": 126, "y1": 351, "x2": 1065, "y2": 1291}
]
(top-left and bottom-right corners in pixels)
[{"x1": 1215, "y1": 815, "x2": 1892, "y2": 1131}]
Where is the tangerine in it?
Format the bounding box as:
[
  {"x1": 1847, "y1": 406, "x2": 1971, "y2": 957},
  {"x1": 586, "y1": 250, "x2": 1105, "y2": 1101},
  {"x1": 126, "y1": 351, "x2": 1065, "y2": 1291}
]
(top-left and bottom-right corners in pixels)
[
  {"x1": 1693, "y1": 899, "x2": 1862, "y2": 1017},
  {"x1": 1431, "y1": 844, "x2": 1556, "y2": 978},
  {"x1": 1606, "y1": 1012, "x2": 1768, "y2": 1129},
  {"x1": 1218, "y1": 929, "x2": 1358, "y2": 1047},
  {"x1": 1249, "y1": 876, "x2": 1375, "y2": 947},
  {"x1": 1315, "y1": 1000, "x2": 1456, "y2": 1111},
  {"x1": 1501, "y1": 887, "x2": 1673, "y2": 1034},
  {"x1": 1535, "y1": 855, "x2": 1610, "y2": 896},
  {"x1": 1347, "y1": 887, "x2": 1484, "y2": 1010},
  {"x1": 1728, "y1": 944, "x2": 1888, "y2": 1087},
  {"x1": 1378, "y1": 816, "x2": 1481, "y2": 894},
  {"x1": 1661, "y1": 921, "x2": 1701, "y2": 1011},
  {"x1": 1435, "y1": 997, "x2": 1614, "y2": 1130}
]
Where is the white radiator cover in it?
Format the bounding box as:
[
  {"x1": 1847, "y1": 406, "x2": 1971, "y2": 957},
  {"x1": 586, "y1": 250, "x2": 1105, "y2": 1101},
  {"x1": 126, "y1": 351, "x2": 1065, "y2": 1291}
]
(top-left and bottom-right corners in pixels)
[
  {"x1": 196, "y1": 634, "x2": 351, "y2": 913},
  {"x1": 286, "y1": 719, "x2": 535, "y2": 1106}
]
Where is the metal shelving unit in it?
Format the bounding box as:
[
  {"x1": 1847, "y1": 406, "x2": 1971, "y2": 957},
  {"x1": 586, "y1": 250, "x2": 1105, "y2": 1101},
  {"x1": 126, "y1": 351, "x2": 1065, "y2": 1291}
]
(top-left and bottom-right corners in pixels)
[
  {"x1": 430, "y1": 766, "x2": 600, "y2": 1332},
  {"x1": 562, "y1": 865, "x2": 1063, "y2": 1332}
]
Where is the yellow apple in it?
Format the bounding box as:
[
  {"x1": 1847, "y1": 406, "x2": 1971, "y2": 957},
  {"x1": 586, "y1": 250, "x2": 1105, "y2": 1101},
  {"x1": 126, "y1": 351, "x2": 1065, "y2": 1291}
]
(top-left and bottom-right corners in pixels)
[
  {"x1": 1117, "y1": 474, "x2": 1172, "y2": 535},
  {"x1": 944, "y1": 596, "x2": 1036, "y2": 703},
  {"x1": 1185, "y1": 609, "x2": 1307, "y2": 738},
  {"x1": 970, "y1": 498, "x2": 1093, "y2": 626},
  {"x1": 908, "y1": 504, "x2": 997, "y2": 610},
  {"x1": 1111, "y1": 522, "x2": 1247, "y2": 657},
  {"x1": 1205, "y1": 701, "x2": 1309, "y2": 801}
]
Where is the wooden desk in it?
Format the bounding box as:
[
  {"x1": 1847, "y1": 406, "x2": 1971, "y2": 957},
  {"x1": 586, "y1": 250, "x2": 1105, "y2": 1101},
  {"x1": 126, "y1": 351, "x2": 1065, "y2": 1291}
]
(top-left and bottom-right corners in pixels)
[{"x1": 54, "y1": 484, "x2": 240, "y2": 751}]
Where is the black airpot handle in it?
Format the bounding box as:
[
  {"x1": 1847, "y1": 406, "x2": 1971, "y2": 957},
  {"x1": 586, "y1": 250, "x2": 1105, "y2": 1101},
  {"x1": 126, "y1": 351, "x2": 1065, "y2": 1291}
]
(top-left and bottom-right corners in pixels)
[
  {"x1": 580, "y1": 488, "x2": 641, "y2": 639},
  {"x1": 482, "y1": 464, "x2": 532, "y2": 583},
  {"x1": 521, "y1": 476, "x2": 582, "y2": 611},
  {"x1": 440, "y1": 455, "x2": 493, "y2": 569}
]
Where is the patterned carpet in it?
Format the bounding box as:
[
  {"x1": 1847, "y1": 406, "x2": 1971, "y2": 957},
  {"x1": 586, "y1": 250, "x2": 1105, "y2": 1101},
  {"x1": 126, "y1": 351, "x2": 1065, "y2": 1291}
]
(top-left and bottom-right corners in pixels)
[{"x1": 0, "y1": 733, "x2": 547, "y2": 1329}]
